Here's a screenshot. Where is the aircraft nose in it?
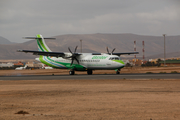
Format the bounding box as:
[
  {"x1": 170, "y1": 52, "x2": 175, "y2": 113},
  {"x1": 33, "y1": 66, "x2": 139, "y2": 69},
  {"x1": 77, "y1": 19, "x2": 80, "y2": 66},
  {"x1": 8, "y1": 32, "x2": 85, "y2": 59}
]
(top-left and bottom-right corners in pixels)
[
  {"x1": 121, "y1": 62, "x2": 125, "y2": 66},
  {"x1": 119, "y1": 60, "x2": 125, "y2": 65},
  {"x1": 120, "y1": 61, "x2": 125, "y2": 67},
  {"x1": 115, "y1": 60, "x2": 125, "y2": 67}
]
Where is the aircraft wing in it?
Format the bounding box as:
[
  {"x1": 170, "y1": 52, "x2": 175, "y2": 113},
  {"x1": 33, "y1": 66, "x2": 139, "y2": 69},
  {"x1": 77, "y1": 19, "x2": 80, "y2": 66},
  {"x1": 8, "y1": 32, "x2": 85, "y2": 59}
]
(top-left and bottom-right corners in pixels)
[
  {"x1": 112, "y1": 52, "x2": 139, "y2": 56},
  {"x1": 17, "y1": 50, "x2": 66, "y2": 57}
]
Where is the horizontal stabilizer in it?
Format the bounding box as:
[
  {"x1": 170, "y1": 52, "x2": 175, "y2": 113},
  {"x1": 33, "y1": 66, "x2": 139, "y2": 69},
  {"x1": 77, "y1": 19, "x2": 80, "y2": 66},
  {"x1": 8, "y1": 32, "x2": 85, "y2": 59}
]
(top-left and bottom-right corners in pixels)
[{"x1": 23, "y1": 37, "x2": 56, "y2": 39}]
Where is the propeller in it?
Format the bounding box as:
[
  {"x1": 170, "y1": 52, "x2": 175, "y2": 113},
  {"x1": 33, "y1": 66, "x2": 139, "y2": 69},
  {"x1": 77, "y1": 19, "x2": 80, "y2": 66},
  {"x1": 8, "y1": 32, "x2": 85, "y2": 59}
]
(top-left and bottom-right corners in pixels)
[
  {"x1": 66, "y1": 46, "x2": 79, "y2": 66},
  {"x1": 106, "y1": 47, "x2": 116, "y2": 55}
]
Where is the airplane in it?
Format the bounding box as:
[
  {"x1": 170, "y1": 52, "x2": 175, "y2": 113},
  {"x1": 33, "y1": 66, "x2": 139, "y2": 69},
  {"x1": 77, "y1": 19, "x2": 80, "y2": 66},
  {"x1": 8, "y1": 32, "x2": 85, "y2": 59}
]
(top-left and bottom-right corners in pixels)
[
  {"x1": 15, "y1": 64, "x2": 27, "y2": 70},
  {"x1": 17, "y1": 34, "x2": 139, "y2": 75}
]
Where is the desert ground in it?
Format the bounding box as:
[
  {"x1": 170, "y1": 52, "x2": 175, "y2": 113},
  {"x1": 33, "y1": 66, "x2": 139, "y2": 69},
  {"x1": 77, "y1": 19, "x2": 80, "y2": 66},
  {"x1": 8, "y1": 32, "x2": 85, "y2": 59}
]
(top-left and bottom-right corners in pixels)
[{"x1": 0, "y1": 67, "x2": 180, "y2": 120}]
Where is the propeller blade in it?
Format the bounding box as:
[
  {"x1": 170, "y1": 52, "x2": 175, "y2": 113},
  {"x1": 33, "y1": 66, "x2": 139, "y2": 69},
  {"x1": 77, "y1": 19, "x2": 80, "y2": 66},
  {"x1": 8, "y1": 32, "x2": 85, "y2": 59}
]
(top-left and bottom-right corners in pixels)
[
  {"x1": 70, "y1": 58, "x2": 74, "y2": 66},
  {"x1": 74, "y1": 46, "x2": 78, "y2": 53},
  {"x1": 74, "y1": 57, "x2": 79, "y2": 64},
  {"x1": 107, "y1": 47, "x2": 110, "y2": 54},
  {"x1": 112, "y1": 48, "x2": 116, "y2": 54},
  {"x1": 68, "y1": 46, "x2": 79, "y2": 66},
  {"x1": 68, "y1": 47, "x2": 73, "y2": 54}
]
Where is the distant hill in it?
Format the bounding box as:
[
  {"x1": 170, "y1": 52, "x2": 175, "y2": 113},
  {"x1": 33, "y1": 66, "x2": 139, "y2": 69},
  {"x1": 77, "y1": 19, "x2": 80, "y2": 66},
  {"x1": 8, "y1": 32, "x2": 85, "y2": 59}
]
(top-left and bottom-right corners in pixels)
[
  {"x1": 0, "y1": 33, "x2": 180, "y2": 60},
  {"x1": 0, "y1": 36, "x2": 13, "y2": 44},
  {"x1": 146, "y1": 52, "x2": 180, "y2": 60}
]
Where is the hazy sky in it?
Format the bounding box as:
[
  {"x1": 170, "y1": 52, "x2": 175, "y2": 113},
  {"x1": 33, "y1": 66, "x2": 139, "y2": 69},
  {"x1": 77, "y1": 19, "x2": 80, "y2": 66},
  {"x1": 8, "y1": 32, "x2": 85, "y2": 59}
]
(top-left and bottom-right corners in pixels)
[{"x1": 0, "y1": 0, "x2": 180, "y2": 43}]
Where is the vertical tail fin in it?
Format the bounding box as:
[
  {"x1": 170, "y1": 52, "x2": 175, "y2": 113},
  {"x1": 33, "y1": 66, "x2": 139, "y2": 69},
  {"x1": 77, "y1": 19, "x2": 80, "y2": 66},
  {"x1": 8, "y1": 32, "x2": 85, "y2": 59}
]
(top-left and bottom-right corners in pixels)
[
  {"x1": 36, "y1": 34, "x2": 52, "y2": 52},
  {"x1": 24, "y1": 34, "x2": 55, "y2": 52}
]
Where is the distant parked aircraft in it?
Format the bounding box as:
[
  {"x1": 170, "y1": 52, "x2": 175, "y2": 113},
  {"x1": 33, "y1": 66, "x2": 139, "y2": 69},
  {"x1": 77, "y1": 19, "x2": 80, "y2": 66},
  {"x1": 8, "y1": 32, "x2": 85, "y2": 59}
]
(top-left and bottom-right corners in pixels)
[{"x1": 15, "y1": 64, "x2": 27, "y2": 70}]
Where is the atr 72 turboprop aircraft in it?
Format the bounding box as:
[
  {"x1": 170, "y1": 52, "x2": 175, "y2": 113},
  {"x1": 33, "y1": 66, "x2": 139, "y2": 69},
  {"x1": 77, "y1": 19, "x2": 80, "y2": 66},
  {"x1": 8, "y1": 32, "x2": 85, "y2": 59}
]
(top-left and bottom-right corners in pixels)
[{"x1": 17, "y1": 34, "x2": 139, "y2": 75}]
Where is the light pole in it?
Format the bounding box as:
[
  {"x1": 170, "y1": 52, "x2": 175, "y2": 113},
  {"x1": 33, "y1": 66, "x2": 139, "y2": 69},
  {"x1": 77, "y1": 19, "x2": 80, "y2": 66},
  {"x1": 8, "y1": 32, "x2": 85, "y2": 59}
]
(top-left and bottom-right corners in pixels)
[
  {"x1": 80, "y1": 39, "x2": 82, "y2": 53},
  {"x1": 163, "y1": 34, "x2": 166, "y2": 66}
]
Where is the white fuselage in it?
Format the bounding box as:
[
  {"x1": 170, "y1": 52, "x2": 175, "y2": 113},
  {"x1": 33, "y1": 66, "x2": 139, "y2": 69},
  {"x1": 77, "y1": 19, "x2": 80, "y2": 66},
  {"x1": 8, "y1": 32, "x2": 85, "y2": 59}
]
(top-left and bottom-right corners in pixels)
[{"x1": 36, "y1": 53, "x2": 125, "y2": 70}]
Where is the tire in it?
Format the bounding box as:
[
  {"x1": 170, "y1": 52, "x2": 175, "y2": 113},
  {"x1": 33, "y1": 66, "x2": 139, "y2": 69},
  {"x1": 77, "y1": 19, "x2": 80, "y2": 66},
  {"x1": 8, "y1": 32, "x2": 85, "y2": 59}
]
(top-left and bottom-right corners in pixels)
[
  {"x1": 69, "y1": 70, "x2": 75, "y2": 75},
  {"x1": 116, "y1": 71, "x2": 120, "y2": 74},
  {"x1": 87, "y1": 70, "x2": 93, "y2": 75}
]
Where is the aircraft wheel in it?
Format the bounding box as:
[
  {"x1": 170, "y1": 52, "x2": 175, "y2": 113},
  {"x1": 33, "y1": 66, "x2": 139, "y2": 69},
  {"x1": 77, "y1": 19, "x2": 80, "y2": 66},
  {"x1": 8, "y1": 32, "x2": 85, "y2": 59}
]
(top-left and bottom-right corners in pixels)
[
  {"x1": 87, "y1": 70, "x2": 93, "y2": 75},
  {"x1": 116, "y1": 71, "x2": 120, "y2": 74},
  {"x1": 69, "y1": 70, "x2": 75, "y2": 75}
]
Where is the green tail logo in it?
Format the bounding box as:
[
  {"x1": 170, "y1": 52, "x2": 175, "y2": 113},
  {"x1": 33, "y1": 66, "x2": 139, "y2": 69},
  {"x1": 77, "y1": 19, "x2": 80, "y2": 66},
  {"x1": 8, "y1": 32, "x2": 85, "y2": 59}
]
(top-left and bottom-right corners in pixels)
[{"x1": 36, "y1": 34, "x2": 52, "y2": 52}]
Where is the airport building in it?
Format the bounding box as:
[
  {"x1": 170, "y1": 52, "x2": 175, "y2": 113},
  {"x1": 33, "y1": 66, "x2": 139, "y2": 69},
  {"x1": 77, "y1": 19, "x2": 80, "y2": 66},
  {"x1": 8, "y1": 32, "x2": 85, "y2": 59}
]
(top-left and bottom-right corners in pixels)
[
  {"x1": 26, "y1": 62, "x2": 43, "y2": 69},
  {"x1": 160, "y1": 59, "x2": 180, "y2": 66},
  {"x1": 129, "y1": 59, "x2": 142, "y2": 66},
  {"x1": 14, "y1": 61, "x2": 24, "y2": 67},
  {"x1": 0, "y1": 63, "x2": 14, "y2": 67}
]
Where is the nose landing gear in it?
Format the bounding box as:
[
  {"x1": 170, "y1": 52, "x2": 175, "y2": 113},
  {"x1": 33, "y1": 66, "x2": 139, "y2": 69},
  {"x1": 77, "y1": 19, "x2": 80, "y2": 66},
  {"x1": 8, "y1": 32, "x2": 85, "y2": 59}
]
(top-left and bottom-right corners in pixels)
[{"x1": 116, "y1": 69, "x2": 120, "y2": 74}]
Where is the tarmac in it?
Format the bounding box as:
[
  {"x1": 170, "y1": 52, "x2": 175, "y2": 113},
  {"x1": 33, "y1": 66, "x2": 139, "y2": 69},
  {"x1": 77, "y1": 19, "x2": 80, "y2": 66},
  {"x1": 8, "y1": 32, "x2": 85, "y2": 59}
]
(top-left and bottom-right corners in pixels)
[{"x1": 0, "y1": 73, "x2": 180, "y2": 80}]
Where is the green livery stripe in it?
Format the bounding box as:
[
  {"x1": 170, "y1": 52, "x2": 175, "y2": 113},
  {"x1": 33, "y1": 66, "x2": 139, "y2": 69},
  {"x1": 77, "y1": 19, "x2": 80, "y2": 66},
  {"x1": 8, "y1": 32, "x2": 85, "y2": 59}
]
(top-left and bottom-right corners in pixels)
[
  {"x1": 37, "y1": 39, "x2": 44, "y2": 51},
  {"x1": 46, "y1": 57, "x2": 85, "y2": 70},
  {"x1": 39, "y1": 56, "x2": 57, "y2": 68},
  {"x1": 37, "y1": 34, "x2": 41, "y2": 38},
  {"x1": 47, "y1": 57, "x2": 68, "y2": 66},
  {"x1": 39, "y1": 56, "x2": 86, "y2": 70},
  {"x1": 113, "y1": 60, "x2": 125, "y2": 64},
  {"x1": 39, "y1": 39, "x2": 49, "y2": 52},
  {"x1": 36, "y1": 34, "x2": 49, "y2": 52}
]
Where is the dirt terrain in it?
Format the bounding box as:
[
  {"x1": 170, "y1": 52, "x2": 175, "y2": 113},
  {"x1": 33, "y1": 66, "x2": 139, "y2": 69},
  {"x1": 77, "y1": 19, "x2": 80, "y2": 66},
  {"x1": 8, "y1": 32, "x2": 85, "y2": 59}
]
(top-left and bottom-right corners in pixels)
[
  {"x1": 0, "y1": 67, "x2": 180, "y2": 120},
  {"x1": 1, "y1": 79, "x2": 180, "y2": 120}
]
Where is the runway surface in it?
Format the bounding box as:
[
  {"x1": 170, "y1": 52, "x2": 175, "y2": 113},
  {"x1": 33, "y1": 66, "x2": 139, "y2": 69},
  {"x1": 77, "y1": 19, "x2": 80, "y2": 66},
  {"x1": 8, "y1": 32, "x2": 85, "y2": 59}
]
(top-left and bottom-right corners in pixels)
[{"x1": 0, "y1": 73, "x2": 180, "y2": 80}]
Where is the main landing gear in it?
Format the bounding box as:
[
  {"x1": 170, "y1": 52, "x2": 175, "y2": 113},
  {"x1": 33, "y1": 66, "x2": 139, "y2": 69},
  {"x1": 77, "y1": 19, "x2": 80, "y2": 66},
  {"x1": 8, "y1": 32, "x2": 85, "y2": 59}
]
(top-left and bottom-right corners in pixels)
[
  {"x1": 69, "y1": 70, "x2": 75, "y2": 75},
  {"x1": 87, "y1": 70, "x2": 93, "y2": 75},
  {"x1": 69, "y1": 70, "x2": 93, "y2": 75}
]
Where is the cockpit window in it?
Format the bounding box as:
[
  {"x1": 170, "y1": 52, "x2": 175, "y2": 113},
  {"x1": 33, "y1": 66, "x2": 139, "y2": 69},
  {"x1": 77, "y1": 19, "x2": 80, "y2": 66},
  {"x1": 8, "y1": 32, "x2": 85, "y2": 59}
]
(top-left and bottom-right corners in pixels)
[{"x1": 109, "y1": 57, "x2": 120, "y2": 60}]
